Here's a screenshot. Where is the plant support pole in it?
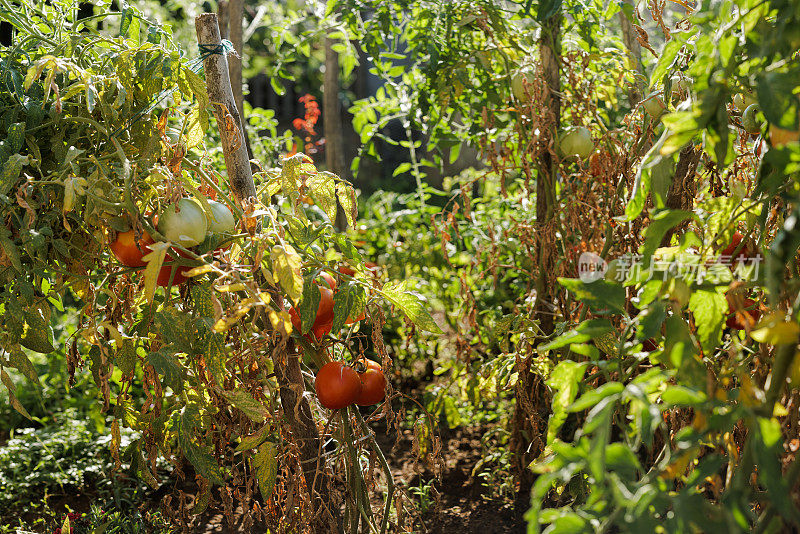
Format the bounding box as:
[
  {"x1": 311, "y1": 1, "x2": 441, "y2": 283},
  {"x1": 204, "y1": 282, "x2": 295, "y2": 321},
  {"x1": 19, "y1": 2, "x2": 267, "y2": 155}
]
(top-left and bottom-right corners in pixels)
[
  {"x1": 195, "y1": 14, "x2": 256, "y2": 211},
  {"x1": 195, "y1": 14, "x2": 338, "y2": 532}
]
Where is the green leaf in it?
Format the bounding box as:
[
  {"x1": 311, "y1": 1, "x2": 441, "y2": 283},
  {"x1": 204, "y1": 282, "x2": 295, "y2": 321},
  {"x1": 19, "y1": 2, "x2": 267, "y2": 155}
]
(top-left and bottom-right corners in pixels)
[
  {"x1": 115, "y1": 338, "x2": 138, "y2": 375},
  {"x1": 536, "y1": 0, "x2": 562, "y2": 21},
  {"x1": 688, "y1": 289, "x2": 726, "y2": 356},
  {"x1": 605, "y1": 443, "x2": 642, "y2": 479},
  {"x1": 297, "y1": 279, "x2": 321, "y2": 334},
  {"x1": 0, "y1": 369, "x2": 31, "y2": 419},
  {"x1": 638, "y1": 302, "x2": 666, "y2": 339},
  {"x1": 147, "y1": 351, "x2": 185, "y2": 393},
  {"x1": 641, "y1": 210, "x2": 694, "y2": 259},
  {"x1": 220, "y1": 389, "x2": 268, "y2": 424},
  {"x1": 545, "y1": 361, "x2": 587, "y2": 445},
  {"x1": 331, "y1": 283, "x2": 365, "y2": 333},
  {"x1": 332, "y1": 234, "x2": 362, "y2": 263},
  {"x1": 156, "y1": 307, "x2": 196, "y2": 355},
  {"x1": 181, "y1": 436, "x2": 225, "y2": 486},
  {"x1": 539, "y1": 319, "x2": 614, "y2": 351},
  {"x1": 757, "y1": 71, "x2": 800, "y2": 130},
  {"x1": 8, "y1": 345, "x2": 39, "y2": 385},
  {"x1": 650, "y1": 38, "x2": 685, "y2": 90},
  {"x1": 751, "y1": 417, "x2": 800, "y2": 524},
  {"x1": 568, "y1": 382, "x2": 624, "y2": 412},
  {"x1": 0, "y1": 154, "x2": 29, "y2": 196},
  {"x1": 544, "y1": 513, "x2": 589, "y2": 534},
  {"x1": 625, "y1": 132, "x2": 668, "y2": 220},
  {"x1": 6, "y1": 122, "x2": 25, "y2": 153},
  {"x1": 21, "y1": 303, "x2": 55, "y2": 354},
  {"x1": 650, "y1": 153, "x2": 676, "y2": 209},
  {"x1": 0, "y1": 230, "x2": 22, "y2": 273},
  {"x1": 381, "y1": 281, "x2": 442, "y2": 334},
  {"x1": 205, "y1": 332, "x2": 228, "y2": 386},
  {"x1": 236, "y1": 426, "x2": 272, "y2": 451},
  {"x1": 252, "y1": 442, "x2": 279, "y2": 502},
  {"x1": 661, "y1": 386, "x2": 707, "y2": 405},
  {"x1": 558, "y1": 278, "x2": 626, "y2": 314}
]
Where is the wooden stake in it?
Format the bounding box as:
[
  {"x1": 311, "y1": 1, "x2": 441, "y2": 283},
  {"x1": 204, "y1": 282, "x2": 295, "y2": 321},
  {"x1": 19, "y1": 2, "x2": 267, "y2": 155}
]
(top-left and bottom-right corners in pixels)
[
  {"x1": 195, "y1": 14, "x2": 339, "y2": 532},
  {"x1": 195, "y1": 13, "x2": 256, "y2": 210}
]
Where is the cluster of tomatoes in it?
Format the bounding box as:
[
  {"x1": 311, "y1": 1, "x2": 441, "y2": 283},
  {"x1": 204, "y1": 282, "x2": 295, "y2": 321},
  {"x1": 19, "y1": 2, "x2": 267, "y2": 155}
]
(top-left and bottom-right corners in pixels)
[
  {"x1": 284, "y1": 264, "x2": 385, "y2": 410},
  {"x1": 314, "y1": 359, "x2": 386, "y2": 410},
  {"x1": 287, "y1": 263, "x2": 379, "y2": 341},
  {"x1": 109, "y1": 198, "x2": 235, "y2": 286}
]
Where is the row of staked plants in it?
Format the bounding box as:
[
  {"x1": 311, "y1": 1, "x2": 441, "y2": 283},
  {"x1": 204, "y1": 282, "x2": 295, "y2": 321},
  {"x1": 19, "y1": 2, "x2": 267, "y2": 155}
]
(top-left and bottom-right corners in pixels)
[
  {"x1": 0, "y1": 1, "x2": 442, "y2": 532},
  {"x1": 265, "y1": 0, "x2": 800, "y2": 531}
]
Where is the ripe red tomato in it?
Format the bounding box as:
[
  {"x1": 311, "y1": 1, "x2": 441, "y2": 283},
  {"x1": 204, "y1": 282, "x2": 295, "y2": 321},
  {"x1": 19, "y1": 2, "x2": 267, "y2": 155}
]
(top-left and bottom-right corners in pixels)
[
  {"x1": 315, "y1": 361, "x2": 362, "y2": 410},
  {"x1": 338, "y1": 265, "x2": 356, "y2": 277},
  {"x1": 110, "y1": 230, "x2": 154, "y2": 267},
  {"x1": 289, "y1": 286, "x2": 334, "y2": 340},
  {"x1": 355, "y1": 359, "x2": 386, "y2": 406},
  {"x1": 720, "y1": 232, "x2": 756, "y2": 263},
  {"x1": 154, "y1": 248, "x2": 192, "y2": 287},
  {"x1": 156, "y1": 263, "x2": 189, "y2": 287},
  {"x1": 319, "y1": 271, "x2": 337, "y2": 291},
  {"x1": 726, "y1": 297, "x2": 760, "y2": 330}
]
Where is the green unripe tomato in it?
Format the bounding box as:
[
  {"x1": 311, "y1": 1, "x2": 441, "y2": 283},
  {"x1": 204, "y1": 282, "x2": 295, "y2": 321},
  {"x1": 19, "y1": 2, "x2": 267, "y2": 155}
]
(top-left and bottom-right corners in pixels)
[
  {"x1": 741, "y1": 104, "x2": 762, "y2": 134},
  {"x1": 558, "y1": 127, "x2": 593, "y2": 160},
  {"x1": 158, "y1": 198, "x2": 208, "y2": 247},
  {"x1": 511, "y1": 68, "x2": 535, "y2": 101},
  {"x1": 733, "y1": 91, "x2": 757, "y2": 112},
  {"x1": 643, "y1": 92, "x2": 666, "y2": 120},
  {"x1": 206, "y1": 200, "x2": 236, "y2": 235}
]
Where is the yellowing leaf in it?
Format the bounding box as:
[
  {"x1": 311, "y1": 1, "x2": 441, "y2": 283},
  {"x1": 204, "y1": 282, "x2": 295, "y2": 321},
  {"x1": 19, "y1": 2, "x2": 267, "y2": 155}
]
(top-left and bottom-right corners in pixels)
[
  {"x1": 750, "y1": 315, "x2": 800, "y2": 345},
  {"x1": 269, "y1": 309, "x2": 292, "y2": 335},
  {"x1": 659, "y1": 449, "x2": 697, "y2": 480},
  {"x1": 270, "y1": 245, "x2": 303, "y2": 302},
  {"x1": 212, "y1": 298, "x2": 256, "y2": 333},
  {"x1": 215, "y1": 283, "x2": 247, "y2": 292},
  {"x1": 142, "y1": 241, "x2": 170, "y2": 302},
  {"x1": 336, "y1": 182, "x2": 357, "y2": 228},
  {"x1": 252, "y1": 442, "x2": 279, "y2": 502},
  {"x1": 97, "y1": 321, "x2": 124, "y2": 346},
  {"x1": 307, "y1": 171, "x2": 337, "y2": 222},
  {"x1": 185, "y1": 264, "x2": 214, "y2": 277}
]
